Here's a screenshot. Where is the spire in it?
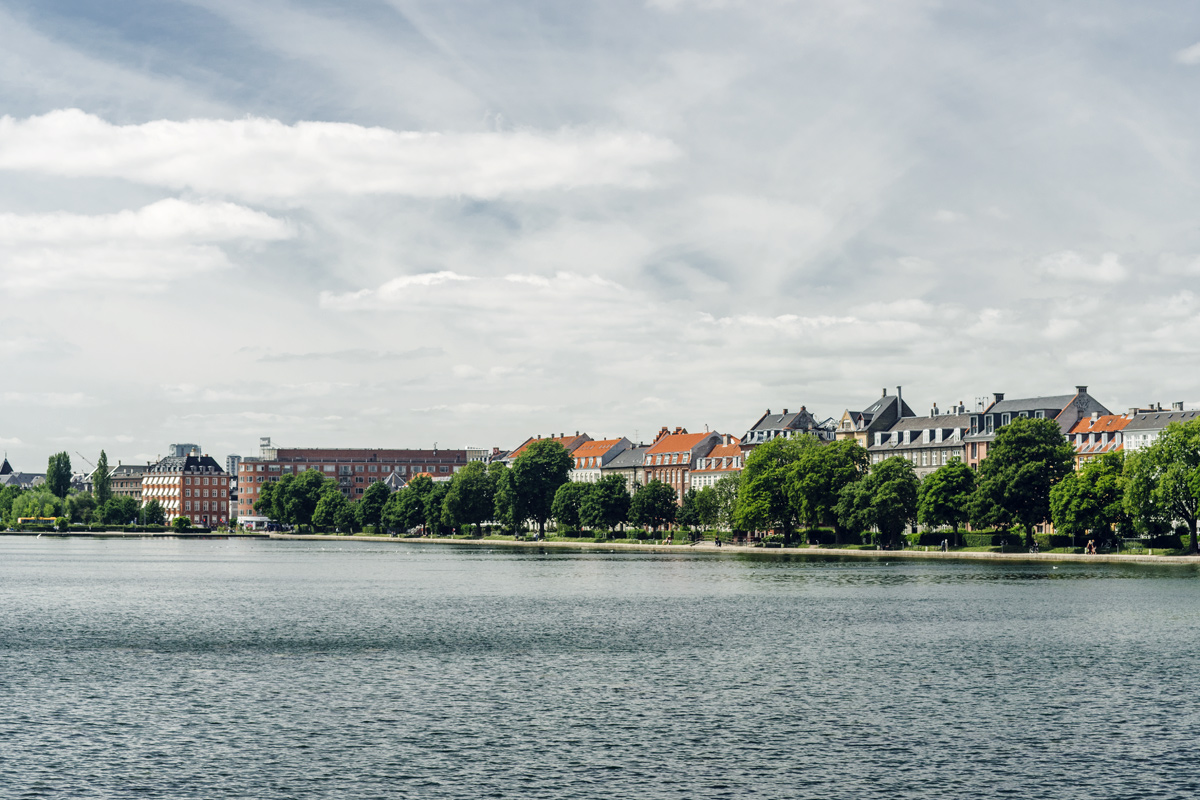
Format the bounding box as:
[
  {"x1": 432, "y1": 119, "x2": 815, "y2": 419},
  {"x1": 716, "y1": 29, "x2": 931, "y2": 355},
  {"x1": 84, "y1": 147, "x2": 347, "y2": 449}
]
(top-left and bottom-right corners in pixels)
[{"x1": 0, "y1": 454, "x2": 12, "y2": 475}]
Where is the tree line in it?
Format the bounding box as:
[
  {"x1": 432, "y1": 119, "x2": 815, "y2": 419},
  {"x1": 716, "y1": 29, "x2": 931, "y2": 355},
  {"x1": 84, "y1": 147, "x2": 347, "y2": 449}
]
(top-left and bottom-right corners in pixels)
[{"x1": 1, "y1": 450, "x2": 171, "y2": 528}]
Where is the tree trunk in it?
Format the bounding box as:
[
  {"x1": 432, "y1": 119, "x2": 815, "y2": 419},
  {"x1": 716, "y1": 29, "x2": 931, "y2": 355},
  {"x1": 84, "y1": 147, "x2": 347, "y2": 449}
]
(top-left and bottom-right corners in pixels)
[
  {"x1": 1024, "y1": 525, "x2": 1034, "y2": 548},
  {"x1": 1191, "y1": 518, "x2": 1197, "y2": 555}
]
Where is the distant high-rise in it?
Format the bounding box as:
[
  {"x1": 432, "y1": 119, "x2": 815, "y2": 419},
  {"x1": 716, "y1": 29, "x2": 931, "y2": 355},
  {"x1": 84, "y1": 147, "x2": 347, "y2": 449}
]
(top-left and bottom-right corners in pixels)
[{"x1": 168, "y1": 443, "x2": 201, "y2": 458}]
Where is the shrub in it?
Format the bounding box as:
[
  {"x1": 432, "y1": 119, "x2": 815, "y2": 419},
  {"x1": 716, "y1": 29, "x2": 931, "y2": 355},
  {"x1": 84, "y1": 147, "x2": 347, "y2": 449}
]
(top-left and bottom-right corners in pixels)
[
  {"x1": 960, "y1": 531, "x2": 1022, "y2": 547},
  {"x1": 1033, "y1": 534, "x2": 1074, "y2": 550},
  {"x1": 1145, "y1": 534, "x2": 1184, "y2": 549}
]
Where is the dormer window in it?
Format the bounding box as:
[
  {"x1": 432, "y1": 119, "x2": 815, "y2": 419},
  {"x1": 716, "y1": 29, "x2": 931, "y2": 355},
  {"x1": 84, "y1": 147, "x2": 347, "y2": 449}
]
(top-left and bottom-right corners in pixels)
[
  {"x1": 985, "y1": 414, "x2": 994, "y2": 431},
  {"x1": 1001, "y1": 413, "x2": 1011, "y2": 426},
  {"x1": 1035, "y1": 410, "x2": 1045, "y2": 419}
]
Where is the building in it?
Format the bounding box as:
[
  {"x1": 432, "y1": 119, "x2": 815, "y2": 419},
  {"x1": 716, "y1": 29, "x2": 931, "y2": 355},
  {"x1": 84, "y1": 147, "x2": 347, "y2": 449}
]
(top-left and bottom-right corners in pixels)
[
  {"x1": 237, "y1": 444, "x2": 470, "y2": 518},
  {"x1": 643, "y1": 427, "x2": 722, "y2": 503},
  {"x1": 500, "y1": 433, "x2": 592, "y2": 466},
  {"x1": 837, "y1": 388, "x2": 917, "y2": 447},
  {"x1": 0, "y1": 457, "x2": 43, "y2": 489},
  {"x1": 569, "y1": 438, "x2": 632, "y2": 483},
  {"x1": 740, "y1": 406, "x2": 835, "y2": 449},
  {"x1": 168, "y1": 443, "x2": 201, "y2": 458},
  {"x1": 689, "y1": 435, "x2": 743, "y2": 489},
  {"x1": 142, "y1": 453, "x2": 230, "y2": 527},
  {"x1": 225, "y1": 454, "x2": 241, "y2": 521},
  {"x1": 1123, "y1": 404, "x2": 1200, "y2": 453},
  {"x1": 963, "y1": 386, "x2": 1111, "y2": 469},
  {"x1": 111, "y1": 462, "x2": 150, "y2": 503},
  {"x1": 867, "y1": 404, "x2": 973, "y2": 478},
  {"x1": 1067, "y1": 413, "x2": 1131, "y2": 468},
  {"x1": 600, "y1": 445, "x2": 650, "y2": 494}
]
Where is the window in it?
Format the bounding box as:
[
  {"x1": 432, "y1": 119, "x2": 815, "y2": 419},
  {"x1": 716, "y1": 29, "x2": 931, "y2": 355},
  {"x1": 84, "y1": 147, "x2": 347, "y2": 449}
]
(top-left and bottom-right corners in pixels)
[
  {"x1": 1035, "y1": 410, "x2": 1045, "y2": 419},
  {"x1": 324, "y1": 466, "x2": 335, "y2": 473},
  {"x1": 369, "y1": 465, "x2": 378, "y2": 472},
  {"x1": 355, "y1": 477, "x2": 364, "y2": 483},
  {"x1": 971, "y1": 442, "x2": 978, "y2": 458},
  {"x1": 356, "y1": 488, "x2": 364, "y2": 495},
  {"x1": 185, "y1": 501, "x2": 192, "y2": 511},
  {"x1": 985, "y1": 414, "x2": 994, "y2": 431},
  {"x1": 185, "y1": 489, "x2": 191, "y2": 498},
  {"x1": 185, "y1": 477, "x2": 192, "y2": 486},
  {"x1": 1001, "y1": 413, "x2": 1011, "y2": 426},
  {"x1": 440, "y1": 466, "x2": 449, "y2": 473},
  {"x1": 355, "y1": 465, "x2": 364, "y2": 473}
]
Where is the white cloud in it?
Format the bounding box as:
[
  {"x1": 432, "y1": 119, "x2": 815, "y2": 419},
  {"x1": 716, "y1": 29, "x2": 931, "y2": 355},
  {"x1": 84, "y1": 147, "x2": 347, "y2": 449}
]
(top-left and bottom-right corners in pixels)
[
  {"x1": 1, "y1": 392, "x2": 96, "y2": 408},
  {"x1": 0, "y1": 199, "x2": 293, "y2": 292},
  {"x1": 0, "y1": 110, "x2": 680, "y2": 201},
  {"x1": 1040, "y1": 251, "x2": 1127, "y2": 283},
  {"x1": 1175, "y1": 42, "x2": 1200, "y2": 65}
]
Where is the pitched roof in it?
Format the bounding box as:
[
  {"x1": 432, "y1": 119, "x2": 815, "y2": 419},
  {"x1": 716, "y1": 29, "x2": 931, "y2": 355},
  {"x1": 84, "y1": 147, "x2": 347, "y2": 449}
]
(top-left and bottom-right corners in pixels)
[
  {"x1": 646, "y1": 431, "x2": 715, "y2": 455},
  {"x1": 604, "y1": 446, "x2": 649, "y2": 469},
  {"x1": 693, "y1": 441, "x2": 743, "y2": 473},
  {"x1": 0, "y1": 457, "x2": 11, "y2": 475},
  {"x1": 883, "y1": 412, "x2": 973, "y2": 432},
  {"x1": 988, "y1": 394, "x2": 1077, "y2": 414},
  {"x1": 746, "y1": 407, "x2": 821, "y2": 433},
  {"x1": 1067, "y1": 414, "x2": 1131, "y2": 435},
  {"x1": 147, "y1": 454, "x2": 226, "y2": 474},
  {"x1": 571, "y1": 438, "x2": 626, "y2": 459},
  {"x1": 507, "y1": 433, "x2": 590, "y2": 460},
  {"x1": 861, "y1": 394, "x2": 915, "y2": 418},
  {"x1": 1123, "y1": 409, "x2": 1200, "y2": 431}
]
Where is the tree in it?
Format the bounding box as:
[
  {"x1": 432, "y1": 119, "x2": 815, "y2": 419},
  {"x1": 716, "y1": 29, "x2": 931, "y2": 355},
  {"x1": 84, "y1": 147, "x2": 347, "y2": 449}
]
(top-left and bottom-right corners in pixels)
[
  {"x1": 1125, "y1": 419, "x2": 1200, "y2": 553},
  {"x1": 837, "y1": 456, "x2": 919, "y2": 548},
  {"x1": 312, "y1": 488, "x2": 353, "y2": 532},
  {"x1": 712, "y1": 474, "x2": 740, "y2": 531},
  {"x1": 358, "y1": 480, "x2": 391, "y2": 530},
  {"x1": 142, "y1": 498, "x2": 166, "y2": 526},
  {"x1": 788, "y1": 439, "x2": 869, "y2": 540},
  {"x1": 629, "y1": 480, "x2": 677, "y2": 533},
  {"x1": 677, "y1": 489, "x2": 702, "y2": 529},
  {"x1": 383, "y1": 474, "x2": 433, "y2": 534},
  {"x1": 969, "y1": 417, "x2": 1075, "y2": 546},
  {"x1": 46, "y1": 452, "x2": 72, "y2": 498},
  {"x1": 66, "y1": 492, "x2": 97, "y2": 524},
  {"x1": 735, "y1": 436, "x2": 819, "y2": 542},
  {"x1": 443, "y1": 462, "x2": 495, "y2": 535},
  {"x1": 917, "y1": 459, "x2": 976, "y2": 545},
  {"x1": 0, "y1": 485, "x2": 21, "y2": 524},
  {"x1": 511, "y1": 439, "x2": 573, "y2": 536},
  {"x1": 172, "y1": 516, "x2": 190, "y2": 532},
  {"x1": 693, "y1": 486, "x2": 720, "y2": 530},
  {"x1": 580, "y1": 474, "x2": 631, "y2": 533},
  {"x1": 424, "y1": 481, "x2": 451, "y2": 536},
  {"x1": 1049, "y1": 452, "x2": 1127, "y2": 545},
  {"x1": 93, "y1": 450, "x2": 112, "y2": 505},
  {"x1": 255, "y1": 479, "x2": 281, "y2": 521},
  {"x1": 284, "y1": 470, "x2": 328, "y2": 527},
  {"x1": 490, "y1": 463, "x2": 521, "y2": 533},
  {"x1": 551, "y1": 481, "x2": 591, "y2": 532},
  {"x1": 101, "y1": 496, "x2": 139, "y2": 525}
]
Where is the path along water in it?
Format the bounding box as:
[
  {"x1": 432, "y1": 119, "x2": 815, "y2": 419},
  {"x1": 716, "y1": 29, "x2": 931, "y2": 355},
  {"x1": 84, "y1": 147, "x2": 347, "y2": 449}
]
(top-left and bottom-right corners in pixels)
[{"x1": 1, "y1": 538, "x2": 1198, "y2": 799}]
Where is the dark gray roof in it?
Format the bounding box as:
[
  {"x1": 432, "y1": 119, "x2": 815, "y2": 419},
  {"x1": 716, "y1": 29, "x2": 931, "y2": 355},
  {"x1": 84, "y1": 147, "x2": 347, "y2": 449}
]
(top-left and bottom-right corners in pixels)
[
  {"x1": 860, "y1": 395, "x2": 916, "y2": 421},
  {"x1": 0, "y1": 457, "x2": 11, "y2": 475},
  {"x1": 0, "y1": 471, "x2": 44, "y2": 488},
  {"x1": 747, "y1": 408, "x2": 822, "y2": 433},
  {"x1": 147, "y1": 454, "x2": 226, "y2": 474},
  {"x1": 987, "y1": 395, "x2": 1077, "y2": 414},
  {"x1": 111, "y1": 463, "x2": 149, "y2": 477},
  {"x1": 604, "y1": 446, "x2": 650, "y2": 469},
  {"x1": 1124, "y1": 410, "x2": 1200, "y2": 431},
  {"x1": 883, "y1": 412, "x2": 974, "y2": 432}
]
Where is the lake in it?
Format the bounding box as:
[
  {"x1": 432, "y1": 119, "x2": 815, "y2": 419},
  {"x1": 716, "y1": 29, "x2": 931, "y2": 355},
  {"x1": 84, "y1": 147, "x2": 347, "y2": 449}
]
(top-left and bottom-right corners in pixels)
[{"x1": 1, "y1": 538, "x2": 1198, "y2": 799}]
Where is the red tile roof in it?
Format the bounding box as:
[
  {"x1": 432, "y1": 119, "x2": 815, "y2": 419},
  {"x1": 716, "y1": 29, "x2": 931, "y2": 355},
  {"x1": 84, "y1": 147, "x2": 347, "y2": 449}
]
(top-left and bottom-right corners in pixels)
[
  {"x1": 507, "y1": 434, "x2": 590, "y2": 460},
  {"x1": 646, "y1": 431, "x2": 713, "y2": 455},
  {"x1": 571, "y1": 438, "x2": 625, "y2": 458},
  {"x1": 1067, "y1": 415, "x2": 1130, "y2": 435}
]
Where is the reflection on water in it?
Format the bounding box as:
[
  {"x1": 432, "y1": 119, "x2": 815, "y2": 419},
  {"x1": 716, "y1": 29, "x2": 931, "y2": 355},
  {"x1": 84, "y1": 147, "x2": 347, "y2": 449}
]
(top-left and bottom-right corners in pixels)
[{"x1": 1, "y1": 539, "x2": 1197, "y2": 799}]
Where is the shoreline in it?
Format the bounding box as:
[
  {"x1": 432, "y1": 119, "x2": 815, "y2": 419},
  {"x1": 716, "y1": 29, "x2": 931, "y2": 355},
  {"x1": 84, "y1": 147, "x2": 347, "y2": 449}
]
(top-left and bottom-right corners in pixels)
[{"x1": 266, "y1": 532, "x2": 1200, "y2": 565}]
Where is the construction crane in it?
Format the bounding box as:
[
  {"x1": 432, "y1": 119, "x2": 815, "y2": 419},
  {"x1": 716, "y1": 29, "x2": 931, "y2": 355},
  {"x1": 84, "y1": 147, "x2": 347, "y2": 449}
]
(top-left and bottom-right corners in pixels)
[{"x1": 76, "y1": 452, "x2": 100, "y2": 479}]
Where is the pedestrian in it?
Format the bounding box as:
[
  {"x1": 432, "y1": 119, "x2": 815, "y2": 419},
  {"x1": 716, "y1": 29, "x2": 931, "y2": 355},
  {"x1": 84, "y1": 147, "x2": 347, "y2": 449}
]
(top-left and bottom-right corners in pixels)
[{"x1": 941, "y1": 538, "x2": 948, "y2": 552}]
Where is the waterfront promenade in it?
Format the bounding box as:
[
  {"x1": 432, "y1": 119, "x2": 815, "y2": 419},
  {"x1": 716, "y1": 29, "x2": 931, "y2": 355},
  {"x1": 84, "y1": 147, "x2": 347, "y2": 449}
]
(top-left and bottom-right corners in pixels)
[{"x1": 267, "y1": 532, "x2": 1200, "y2": 565}]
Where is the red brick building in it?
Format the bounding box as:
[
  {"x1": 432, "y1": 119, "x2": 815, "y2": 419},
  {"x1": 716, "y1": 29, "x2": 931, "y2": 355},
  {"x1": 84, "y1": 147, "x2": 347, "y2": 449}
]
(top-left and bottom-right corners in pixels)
[
  {"x1": 643, "y1": 427, "x2": 722, "y2": 503},
  {"x1": 237, "y1": 446, "x2": 469, "y2": 518},
  {"x1": 142, "y1": 453, "x2": 230, "y2": 527}
]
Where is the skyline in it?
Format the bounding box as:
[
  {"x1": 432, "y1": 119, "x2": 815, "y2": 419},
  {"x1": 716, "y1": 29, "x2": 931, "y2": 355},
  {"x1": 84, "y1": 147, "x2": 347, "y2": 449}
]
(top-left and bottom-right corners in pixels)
[{"x1": 4, "y1": 2, "x2": 1200, "y2": 467}]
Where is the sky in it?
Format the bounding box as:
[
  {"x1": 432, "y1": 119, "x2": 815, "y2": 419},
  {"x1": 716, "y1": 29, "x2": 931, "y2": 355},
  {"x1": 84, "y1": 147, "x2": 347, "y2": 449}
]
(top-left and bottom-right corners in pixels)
[{"x1": 2, "y1": 0, "x2": 1200, "y2": 469}]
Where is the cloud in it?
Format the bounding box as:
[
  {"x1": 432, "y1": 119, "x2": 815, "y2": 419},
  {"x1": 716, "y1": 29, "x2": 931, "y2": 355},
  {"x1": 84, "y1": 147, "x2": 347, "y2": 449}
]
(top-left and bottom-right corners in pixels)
[
  {"x1": 1175, "y1": 42, "x2": 1200, "y2": 65},
  {"x1": 1, "y1": 392, "x2": 97, "y2": 408},
  {"x1": 256, "y1": 347, "x2": 442, "y2": 364},
  {"x1": 1040, "y1": 251, "x2": 1127, "y2": 283},
  {"x1": 0, "y1": 110, "x2": 681, "y2": 201},
  {"x1": 0, "y1": 199, "x2": 294, "y2": 291}
]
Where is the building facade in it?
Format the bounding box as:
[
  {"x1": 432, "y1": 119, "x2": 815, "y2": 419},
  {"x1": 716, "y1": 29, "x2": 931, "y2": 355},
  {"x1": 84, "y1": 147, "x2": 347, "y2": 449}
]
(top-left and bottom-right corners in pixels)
[
  {"x1": 837, "y1": 389, "x2": 917, "y2": 447},
  {"x1": 643, "y1": 427, "x2": 722, "y2": 503},
  {"x1": 689, "y1": 435, "x2": 743, "y2": 489},
  {"x1": 500, "y1": 433, "x2": 592, "y2": 466},
  {"x1": 142, "y1": 453, "x2": 230, "y2": 527},
  {"x1": 1067, "y1": 413, "x2": 1130, "y2": 468},
  {"x1": 569, "y1": 438, "x2": 632, "y2": 483},
  {"x1": 1123, "y1": 405, "x2": 1200, "y2": 453},
  {"x1": 867, "y1": 408, "x2": 972, "y2": 479},
  {"x1": 237, "y1": 446, "x2": 469, "y2": 518},
  {"x1": 963, "y1": 386, "x2": 1111, "y2": 470},
  {"x1": 741, "y1": 407, "x2": 835, "y2": 449},
  {"x1": 600, "y1": 445, "x2": 650, "y2": 494},
  {"x1": 111, "y1": 462, "x2": 149, "y2": 503}
]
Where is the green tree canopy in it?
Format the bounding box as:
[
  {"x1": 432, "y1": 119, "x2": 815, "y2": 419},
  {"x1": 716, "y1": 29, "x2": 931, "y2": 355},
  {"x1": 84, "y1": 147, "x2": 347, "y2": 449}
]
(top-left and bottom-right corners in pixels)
[
  {"x1": 788, "y1": 439, "x2": 869, "y2": 537},
  {"x1": 424, "y1": 481, "x2": 451, "y2": 536},
  {"x1": 358, "y1": 480, "x2": 391, "y2": 529},
  {"x1": 677, "y1": 488, "x2": 702, "y2": 529},
  {"x1": 580, "y1": 474, "x2": 632, "y2": 533},
  {"x1": 382, "y1": 476, "x2": 432, "y2": 534},
  {"x1": 1125, "y1": 419, "x2": 1200, "y2": 553},
  {"x1": 1049, "y1": 451, "x2": 1127, "y2": 543},
  {"x1": 629, "y1": 479, "x2": 677, "y2": 533},
  {"x1": 917, "y1": 459, "x2": 976, "y2": 544},
  {"x1": 968, "y1": 418, "x2": 1075, "y2": 545},
  {"x1": 511, "y1": 439, "x2": 573, "y2": 536},
  {"x1": 46, "y1": 452, "x2": 72, "y2": 498},
  {"x1": 712, "y1": 474, "x2": 740, "y2": 531},
  {"x1": 285, "y1": 470, "x2": 328, "y2": 527},
  {"x1": 142, "y1": 498, "x2": 166, "y2": 526},
  {"x1": 100, "y1": 496, "x2": 139, "y2": 526},
  {"x1": 490, "y1": 463, "x2": 519, "y2": 533},
  {"x1": 93, "y1": 450, "x2": 111, "y2": 505},
  {"x1": 837, "y1": 456, "x2": 920, "y2": 548},
  {"x1": 313, "y1": 488, "x2": 353, "y2": 532},
  {"x1": 735, "y1": 436, "x2": 819, "y2": 541},
  {"x1": 443, "y1": 462, "x2": 495, "y2": 534},
  {"x1": 66, "y1": 492, "x2": 97, "y2": 524},
  {"x1": 551, "y1": 481, "x2": 590, "y2": 532}
]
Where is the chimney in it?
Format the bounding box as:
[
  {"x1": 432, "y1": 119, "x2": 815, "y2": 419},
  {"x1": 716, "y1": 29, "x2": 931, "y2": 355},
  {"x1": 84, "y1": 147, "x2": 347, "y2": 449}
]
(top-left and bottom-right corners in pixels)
[
  {"x1": 882, "y1": 388, "x2": 887, "y2": 397},
  {"x1": 782, "y1": 409, "x2": 788, "y2": 415},
  {"x1": 931, "y1": 403, "x2": 939, "y2": 418},
  {"x1": 896, "y1": 386, "x2": 904, "y2": 414},
  {"x1": 575, "y1": 430, "x2": 579, "y2": 437},
  {"x1": 1173, "y1": 402, "x2": 1184, "y2": 411},
  {"x1": 1076, "y1": 385, "x2": 1088, "y2": 395},
  {"x1": 1091, "y1": 411, "x2": 1099, "y2": 422},
  {"x1": 993, "y1": 392, "x2": 1005, "y2": 405}
]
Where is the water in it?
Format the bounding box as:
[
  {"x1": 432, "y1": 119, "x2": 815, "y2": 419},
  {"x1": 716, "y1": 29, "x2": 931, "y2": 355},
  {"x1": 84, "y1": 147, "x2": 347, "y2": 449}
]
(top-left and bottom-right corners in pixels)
[{"x1": 2, "y1": 539, "x2": 1199, "y2": 799}]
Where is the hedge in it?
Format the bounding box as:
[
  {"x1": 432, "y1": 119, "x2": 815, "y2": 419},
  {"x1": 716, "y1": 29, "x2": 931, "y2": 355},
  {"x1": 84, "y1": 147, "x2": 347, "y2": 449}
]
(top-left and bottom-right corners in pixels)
[
  {"x1": 1143, "y1": 534, "x2": 1184, "y2": 549},
  {"x1": 803, "y1": 529, "x2": 862, "y2": 545},
  {"x1": 960, "y1": 532, "x2": 1023, "y2": 547},
  {"x1": 1034, "y1": 534, "x2": 1075, "y2": 550}
]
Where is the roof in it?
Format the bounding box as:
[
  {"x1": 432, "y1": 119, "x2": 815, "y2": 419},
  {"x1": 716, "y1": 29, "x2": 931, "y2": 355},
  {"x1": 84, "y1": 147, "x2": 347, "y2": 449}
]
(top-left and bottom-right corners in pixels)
[
  {"x1": 746, "y1": 407, "x2": 821, "y2": 434},
  {"x1": 693, "y1": 441, "x2": 743, "y2": 473},
  {"x1": 882, "y1": 412, "x2": 973, "y2": 432},
  {"x1": 604, "y1": 446, "x2": 650, "y2": 469},
  {"x1": 0, "y1": 457, "x2": 11, "y2": 475},
  {"x1": 988, "y1": 394, "x2": 1077, "y2": 414},
  {"x1": 1068, "y1": 415, "x2": 1131, "y2": 435},
  {"x1": 647, "y1": 431, "x2": 715, "y2": 455},
  {"x1": 861, "y1": 394, "x2": 915, "y2": 418},
  {"x1": 571, "y1": 438, "x2": 626, "y2": 459},
  {"x1": 1124, "y1": 410, "x2": 1200, "y2": 431},
  {"x1": 147, "y1": 454, "x2": 227, "y2": 475},
  {"x1": 111, "y1": 463, "x2": 150, "y2": 477},
  {"x1": 507, "y1": 434, "x2": 590, "y2": 460}
]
